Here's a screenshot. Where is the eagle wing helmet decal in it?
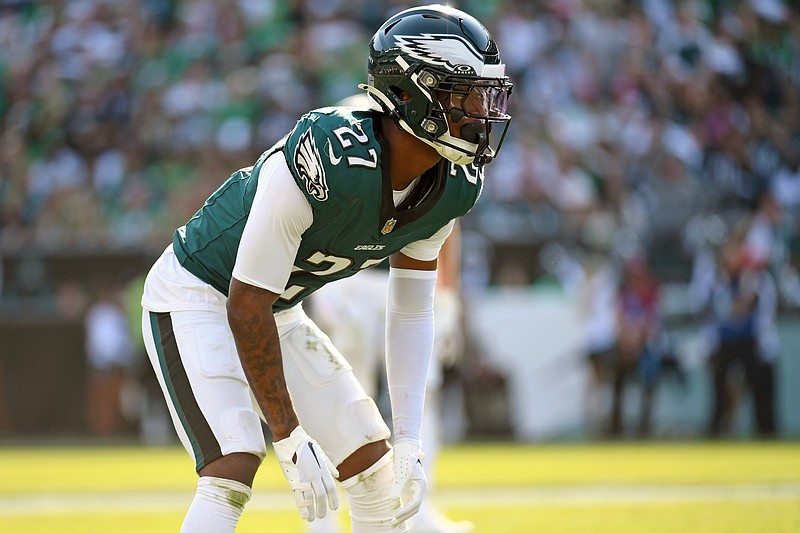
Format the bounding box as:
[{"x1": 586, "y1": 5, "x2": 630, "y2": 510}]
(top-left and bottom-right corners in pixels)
[{"x1": 394, "y1": 33, "x2": 484, "y2": 74}]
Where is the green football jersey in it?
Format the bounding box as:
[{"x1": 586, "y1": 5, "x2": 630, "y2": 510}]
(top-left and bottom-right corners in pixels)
[{"x1": 173, "y1": 106, "x2": 483, "y2": 312}]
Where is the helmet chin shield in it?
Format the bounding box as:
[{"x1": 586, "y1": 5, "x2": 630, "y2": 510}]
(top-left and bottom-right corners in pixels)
[{"x1": 365, "y1": 4, "x2": 513, "y2": 166}]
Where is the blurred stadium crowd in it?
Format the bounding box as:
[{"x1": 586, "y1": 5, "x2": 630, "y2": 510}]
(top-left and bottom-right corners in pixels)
[
  {"x1": 0, "y1": 0, "x2": 798, "y2": 280},
  {"x1": 0, "y1": 0, "x2": 799, "y2": 439}
]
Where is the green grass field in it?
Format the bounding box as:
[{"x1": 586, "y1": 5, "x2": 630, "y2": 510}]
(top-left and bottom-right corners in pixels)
[{"x1": 1, "y1": 441, "x2": 798, "y2": 532}]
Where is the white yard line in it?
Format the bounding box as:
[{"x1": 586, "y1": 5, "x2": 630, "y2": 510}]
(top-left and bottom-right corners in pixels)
[
  {"x1": 434, "y1": 484, "x2": 800, "y2": 506},
  {"x1": 1, "y1": 484, "x2": 799, "y2": 515}
]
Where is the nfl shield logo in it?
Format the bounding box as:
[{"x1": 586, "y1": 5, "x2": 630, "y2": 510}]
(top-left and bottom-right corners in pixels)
[{"x1": 381, "y1": 218, "x2": 397, "y2": 235}]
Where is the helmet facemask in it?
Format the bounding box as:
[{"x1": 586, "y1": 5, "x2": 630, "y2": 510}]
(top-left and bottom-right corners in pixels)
[
  {"x1": 362, "y1": 63, "x2": 512, "y2": 166},
  {"x1": 417, "y1": 69, "x2": 512, "y2": 166}
]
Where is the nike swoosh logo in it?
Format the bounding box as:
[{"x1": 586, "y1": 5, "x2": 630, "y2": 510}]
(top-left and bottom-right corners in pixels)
[
  {"x1": 308, "y1": 442, "x2": 321, "y2": 466},
  {"x1": 326, "y1": 139, "x2": 342, "y2": 165}
]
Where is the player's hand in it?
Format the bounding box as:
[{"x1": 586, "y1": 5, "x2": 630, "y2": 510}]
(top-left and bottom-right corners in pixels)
[
  {"x1": 273, "y1": 426, "x2": 339, "y2": 522},
  {"x1": 390, "y1": 440, "x2": 427, "y2": 527}
]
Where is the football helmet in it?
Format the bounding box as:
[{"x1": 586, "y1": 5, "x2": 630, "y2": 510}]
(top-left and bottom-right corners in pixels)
[{"x1": 362, "y1": 4, "x2": 512, "y2": 166}]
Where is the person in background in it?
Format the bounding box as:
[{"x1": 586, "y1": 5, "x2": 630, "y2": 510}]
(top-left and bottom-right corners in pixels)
[
  {"x1": 85, "y1": 276, "x2": 137, "y2": 436},
  {"x1": 740, "y1": 191, "x2": 782, "y2": 437},
  {"x1": 577, "y1": 244, "x2": 619, "y2": 438},
  {"x1": 609, "y1": 256, "x2": 662, "y2": 438},
  {"x1": 707, "y1": 234, "x2": 779, "y2": 438}
]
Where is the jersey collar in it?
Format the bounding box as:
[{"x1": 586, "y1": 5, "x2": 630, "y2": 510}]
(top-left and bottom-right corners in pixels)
[{"x1": 375, "y1": 118, "x2": 448, "y2": 237}]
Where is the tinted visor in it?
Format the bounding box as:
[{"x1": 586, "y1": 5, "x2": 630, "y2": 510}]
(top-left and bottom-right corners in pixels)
[{"x1": 445, "y1": 78, "x2": 512, "y2": 120}]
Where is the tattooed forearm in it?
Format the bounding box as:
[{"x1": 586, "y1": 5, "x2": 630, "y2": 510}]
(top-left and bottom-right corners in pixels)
[{"x1": 227, "y1": 278, "x2": 299, "y2": 440}]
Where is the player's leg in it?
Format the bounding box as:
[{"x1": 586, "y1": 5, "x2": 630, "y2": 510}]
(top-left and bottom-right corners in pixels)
[
  {"x1": 143, "y1": 309, "x2": 267, "y2": 532},
  {"x1": 277, "y1": 307, "x2": 404, "y2": 533},
  {"x1": 707, "y1": 345, "x2": 731, "y2": 437},
  {"x1": 584, "y1": 347, "x2": 613, "y2": 437}
]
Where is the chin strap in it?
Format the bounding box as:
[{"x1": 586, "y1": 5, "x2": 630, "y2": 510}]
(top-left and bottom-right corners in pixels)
[
  {"x1": 359, "y1": 83, "x2": 398, "y2": 117},
  {"x1": 433, "y1": 132, "x2": 480, "y2": 165}
]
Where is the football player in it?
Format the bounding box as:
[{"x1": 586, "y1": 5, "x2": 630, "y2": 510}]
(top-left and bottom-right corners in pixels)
[{"x1": 140, "y1": 4, "x2": 512, "y2": 532}]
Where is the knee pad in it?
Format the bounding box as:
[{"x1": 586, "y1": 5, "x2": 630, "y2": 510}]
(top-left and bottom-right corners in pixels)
[
  {"x1": 278, "y1": 309, "x2": 391, "y2": 465},
  {"x1": 304, "y1": 396, "x2": 390, "y2": 468},
  {"x1": 340, "y1": 397, "x2": 391, "y2": 447}
]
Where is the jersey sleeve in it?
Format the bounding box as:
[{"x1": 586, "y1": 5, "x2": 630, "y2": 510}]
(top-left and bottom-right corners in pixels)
[
  {"x1": 232, "y1": 152, "x2": 312, "y2": 293},
  {"x1": 399, "y1": 219, "x2": 455, "y2": 261},
  {"x1": 282, "y1": 109, "x2": 380, "y2": 208},
  {"x1": 282, "y1": 113, "x2": 339, "y2": 207}
]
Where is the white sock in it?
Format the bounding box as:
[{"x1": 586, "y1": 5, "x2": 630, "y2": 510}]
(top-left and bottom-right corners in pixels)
[
  {"x1": 340, "y1": 451, "x2": 407, "y2": 533},
  {"x1": 181, "y1": 476, "x2": 252, "y2": 533}
]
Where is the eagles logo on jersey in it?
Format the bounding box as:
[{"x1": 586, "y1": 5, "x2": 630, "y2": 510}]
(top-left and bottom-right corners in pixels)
[{"x1": 294, "y1": 128, "x2": 329, "y2": 201}]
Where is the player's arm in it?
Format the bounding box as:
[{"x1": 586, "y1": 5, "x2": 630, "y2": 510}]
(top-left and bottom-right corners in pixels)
[
  {"x1": 228, "y1": 152, "x2": 338, "y2": 522},
  {"x1": 386, "y1": 220, "x2": 455, "y2": 441},
  {"x1": 386, "y1": 220, "x2": 454, "y2": 525},
  {"x1": 386, "y1": 251, "x2": 438, "y2": 446},
  {"x1": 229, "y1": 153, "x2": 308, "y2": 440},
  {"x1": 227, "y1": 281, "x2": 296, "y2": 438}
]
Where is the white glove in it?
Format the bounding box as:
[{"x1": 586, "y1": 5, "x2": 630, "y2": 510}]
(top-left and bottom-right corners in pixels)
[
  {"x1": 390, "y1": 441, "x2": 427, "y2": 527},
  {"x1": 273, "y1": 426, "x2": 340, "y2": 522}
]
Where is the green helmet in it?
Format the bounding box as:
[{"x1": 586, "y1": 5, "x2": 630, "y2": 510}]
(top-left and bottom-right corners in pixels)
[{"x1": 362, "y1": 4, "x2": 513, "y2": 166}]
